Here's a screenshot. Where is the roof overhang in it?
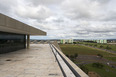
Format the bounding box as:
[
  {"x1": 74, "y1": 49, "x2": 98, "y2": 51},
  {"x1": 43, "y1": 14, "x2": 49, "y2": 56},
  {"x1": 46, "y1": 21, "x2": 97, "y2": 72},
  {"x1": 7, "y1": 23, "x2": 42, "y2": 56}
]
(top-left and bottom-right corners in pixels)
[{"x1": 0, "y1": 13, "x2": 46, "y2": 35}]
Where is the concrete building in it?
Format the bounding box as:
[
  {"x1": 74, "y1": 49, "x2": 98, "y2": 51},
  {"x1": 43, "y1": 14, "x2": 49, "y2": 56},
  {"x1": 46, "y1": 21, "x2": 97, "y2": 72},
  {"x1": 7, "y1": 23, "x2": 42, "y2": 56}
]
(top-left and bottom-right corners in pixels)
[{"x1": 0, "y1": 13, "x2": 46, "y2": 53}]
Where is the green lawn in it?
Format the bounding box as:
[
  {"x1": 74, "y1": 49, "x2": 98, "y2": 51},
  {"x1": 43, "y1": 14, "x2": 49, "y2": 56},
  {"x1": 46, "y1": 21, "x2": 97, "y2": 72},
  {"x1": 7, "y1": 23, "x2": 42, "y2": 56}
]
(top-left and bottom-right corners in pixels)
[
  {"x1": 60, "y1": 44, "x2": 116, "y2": 61},
  {"x1": 85, "y1": 64, "x2": 116, "y2": 77},
  {"x1": 106, "y1": 57, "x2": 116, "y2": 62},
  {"x1": 79, "y1": 42, "x2": 116, "y2": 52}
]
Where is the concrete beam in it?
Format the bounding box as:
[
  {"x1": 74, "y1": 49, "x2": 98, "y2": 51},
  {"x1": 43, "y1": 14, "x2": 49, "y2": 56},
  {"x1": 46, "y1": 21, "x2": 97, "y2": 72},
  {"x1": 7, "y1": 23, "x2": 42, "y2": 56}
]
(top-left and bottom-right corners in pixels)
[{"x1": 0, "y1": 13, "x2": 46, "y2": 35}]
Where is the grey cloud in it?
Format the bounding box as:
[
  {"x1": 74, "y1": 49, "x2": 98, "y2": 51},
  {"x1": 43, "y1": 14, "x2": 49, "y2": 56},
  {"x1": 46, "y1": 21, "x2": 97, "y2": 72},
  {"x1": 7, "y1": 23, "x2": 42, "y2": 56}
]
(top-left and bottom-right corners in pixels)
[
  {"x1": 0, "y1": 0, "x2": 116, "y2": 39},
  {"x1": 52, "y1": 18, "x2": 64, "y2": 23},
  {"x1": 61, "y1": 0, "x2": 116, "y2": 21},
  {"x1": 95, "y1": 0, "x2": 110, "y2": 3},
  {"x1": 103, "y1": 11, "x2": 116, "y2": 21},
  {"x1": 27, "y1": 0, "x2": 63, "y2": 6},
  {"x1": 0, "y1": 0, "x2": 18, "y2": 15},
  {"x1": 14, "y1": 5, "x2": 53, "y2": 21}
]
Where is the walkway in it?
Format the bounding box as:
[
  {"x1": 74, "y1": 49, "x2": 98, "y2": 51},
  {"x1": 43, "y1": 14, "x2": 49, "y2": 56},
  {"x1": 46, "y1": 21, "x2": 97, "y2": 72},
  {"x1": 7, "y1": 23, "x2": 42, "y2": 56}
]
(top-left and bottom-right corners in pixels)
[{"x1": 0, "y1": 44, "x2": 63, "y2": 77}]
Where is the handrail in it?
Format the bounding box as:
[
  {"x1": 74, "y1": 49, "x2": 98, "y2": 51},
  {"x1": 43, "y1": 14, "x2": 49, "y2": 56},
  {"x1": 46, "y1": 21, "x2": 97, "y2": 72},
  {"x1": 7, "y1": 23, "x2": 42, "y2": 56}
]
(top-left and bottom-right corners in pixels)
[{"x1": 49, "y1": 44, "x2": 67, "y2": 77}]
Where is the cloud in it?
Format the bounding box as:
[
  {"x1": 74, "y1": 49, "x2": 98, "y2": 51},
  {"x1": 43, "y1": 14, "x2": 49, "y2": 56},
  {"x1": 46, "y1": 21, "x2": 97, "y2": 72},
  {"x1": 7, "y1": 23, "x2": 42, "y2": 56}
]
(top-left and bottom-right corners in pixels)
[
  {"x1": 0, "y1": 0, "x2": 18, "y2": 15},
  {"x1": 0, "y1": 0, "x2": 116, "y2": 39},
  {"x1": 27, "y1": 0, "x2": 63, "y2": 6},
  {"x1": 14, "y1": 2, "x2": 53, "y2": 20},
  {"x1": 61, "y1": 0, "x2": 116, "y2": 21}
]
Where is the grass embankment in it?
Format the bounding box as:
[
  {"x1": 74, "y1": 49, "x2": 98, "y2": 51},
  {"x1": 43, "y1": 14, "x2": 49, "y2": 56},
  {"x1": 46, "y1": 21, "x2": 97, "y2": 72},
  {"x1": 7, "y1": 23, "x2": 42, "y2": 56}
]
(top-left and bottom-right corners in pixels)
[
  {"x1": 60, "y1": 44, "x2": 116, "y2": 61},
  {"x1": 59, "y1": 44, "x2": 116, "y2": 77}
]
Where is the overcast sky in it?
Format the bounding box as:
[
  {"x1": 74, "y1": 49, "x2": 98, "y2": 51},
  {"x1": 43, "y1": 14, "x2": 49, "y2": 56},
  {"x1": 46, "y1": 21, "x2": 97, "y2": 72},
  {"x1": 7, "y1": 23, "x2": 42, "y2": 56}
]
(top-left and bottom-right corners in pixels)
[{"x1": 0, "y1": 0, "x2": 116, "y2": 39}]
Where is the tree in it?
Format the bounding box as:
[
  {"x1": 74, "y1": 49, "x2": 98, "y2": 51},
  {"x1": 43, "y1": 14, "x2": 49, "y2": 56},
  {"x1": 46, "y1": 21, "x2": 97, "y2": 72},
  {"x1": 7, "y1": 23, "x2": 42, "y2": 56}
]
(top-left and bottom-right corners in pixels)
[
  {"x1": 80, "y1": 65, "x2": 89, "y2": 74},
  {"x1": 74, "y1": 53, "x2": 78, "y2": 58},
  {"x1": 77, "y1": 42, "x2": 80, "y2": 44},
  {"x1": 100, "y1": 45, "x2": 103, "y2": 48},
  {"x1": 92, "y1": 62, "x2": 104, "y2": 69},
  {"x1": 94, "y1": 44, "x2": 97, "y2": 47},
  {"x1": 70, "y1": 55, "x2": 75, "y2": 59},
  {"x1": 73, "y1": 42, "x2": 76, "y2": 44},
  {"x1": 85, "y1": 44, "x2": 88, "y2": 45},
  {"x1": 66, "y1": 54, "x2": 69, "y2": 58},
  {"x1": 65, "y1": 42, "x2": 68, "y2": 44},
  {"x1": 89, "y1": 44, "x2": 93, "y2": 46},
  {"x1": 106, "y1": 46, "x2": 111, "y2": 50},
  {"x1": 97, "y1": 54, "x2": 103, "y2": 58}
]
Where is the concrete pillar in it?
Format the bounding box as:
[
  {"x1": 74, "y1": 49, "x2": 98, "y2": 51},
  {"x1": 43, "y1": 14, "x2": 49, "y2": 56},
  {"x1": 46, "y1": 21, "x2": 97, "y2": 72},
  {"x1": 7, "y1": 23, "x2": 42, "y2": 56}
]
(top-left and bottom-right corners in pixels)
[{"x1": 27, "y1": 35, "x2": 30, "y2": 49}]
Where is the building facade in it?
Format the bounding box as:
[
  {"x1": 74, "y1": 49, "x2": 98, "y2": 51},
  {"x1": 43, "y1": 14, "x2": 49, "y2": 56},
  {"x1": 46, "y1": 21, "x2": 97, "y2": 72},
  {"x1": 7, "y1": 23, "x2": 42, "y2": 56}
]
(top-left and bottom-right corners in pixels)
[
  {"x1": 60, "y1": 39, "x2": 73, "y2": 44},
  {"x1": 96, "y1": 40, "x2": 107, "y2": 43}
]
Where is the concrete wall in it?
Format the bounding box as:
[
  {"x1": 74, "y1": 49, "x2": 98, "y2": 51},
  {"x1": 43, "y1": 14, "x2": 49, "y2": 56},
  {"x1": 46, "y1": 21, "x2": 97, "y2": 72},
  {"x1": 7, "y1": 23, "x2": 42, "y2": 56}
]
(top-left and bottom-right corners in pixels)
[{"x1": 0, "y1": 13, "x2": 46, "y2": 35}]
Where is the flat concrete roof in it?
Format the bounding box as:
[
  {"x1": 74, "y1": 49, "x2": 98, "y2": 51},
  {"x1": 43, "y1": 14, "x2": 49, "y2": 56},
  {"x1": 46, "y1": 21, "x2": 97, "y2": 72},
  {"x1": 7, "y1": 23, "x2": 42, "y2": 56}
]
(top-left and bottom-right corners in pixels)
[
  {"x1": 0, "y1": 44, "x2": 63, "y2": 77},
  {"x1": 0, "y1": 13, "x2": 46, "y2": 35}
]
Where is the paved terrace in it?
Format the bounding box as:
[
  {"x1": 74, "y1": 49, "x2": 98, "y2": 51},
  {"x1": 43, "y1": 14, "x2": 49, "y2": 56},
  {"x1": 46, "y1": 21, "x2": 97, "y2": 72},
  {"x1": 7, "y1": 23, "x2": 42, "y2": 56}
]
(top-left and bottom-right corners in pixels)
[{"x1": 0, "y1": 44, "x2": 63, "y2": 77}]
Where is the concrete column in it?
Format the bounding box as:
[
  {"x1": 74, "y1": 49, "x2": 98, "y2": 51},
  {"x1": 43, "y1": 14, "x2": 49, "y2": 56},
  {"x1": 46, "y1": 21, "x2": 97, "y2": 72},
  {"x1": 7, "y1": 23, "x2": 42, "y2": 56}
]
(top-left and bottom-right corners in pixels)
[{"x1": 27, "y1": 35, "x2": 30, "y2": 49}]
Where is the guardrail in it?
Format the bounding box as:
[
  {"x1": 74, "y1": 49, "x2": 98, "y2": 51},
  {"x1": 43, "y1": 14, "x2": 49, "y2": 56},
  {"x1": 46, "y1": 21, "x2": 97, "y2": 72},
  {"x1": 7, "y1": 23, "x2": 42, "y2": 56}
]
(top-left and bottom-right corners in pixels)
[
  {"x1": 50, "y1": 44, "x2": 67, "y2": 77},
  {"x1": 50, "y1": 44, "x2": 89, "y2": 77}
]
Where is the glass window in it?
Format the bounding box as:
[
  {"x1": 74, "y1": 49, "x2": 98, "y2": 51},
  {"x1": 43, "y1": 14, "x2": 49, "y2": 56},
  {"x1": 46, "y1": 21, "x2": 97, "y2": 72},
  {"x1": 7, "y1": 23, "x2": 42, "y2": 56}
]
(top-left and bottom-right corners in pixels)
[{"x1": 0, "y1": 31, "x2": 26, "y2": 54}]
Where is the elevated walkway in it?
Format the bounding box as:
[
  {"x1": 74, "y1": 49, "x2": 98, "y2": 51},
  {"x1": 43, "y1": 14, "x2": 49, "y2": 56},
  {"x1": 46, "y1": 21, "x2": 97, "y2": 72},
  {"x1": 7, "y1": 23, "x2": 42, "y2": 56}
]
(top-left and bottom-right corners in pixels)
[{"x1": 0, "y1": 44, "x2": 88, "y2": 77}]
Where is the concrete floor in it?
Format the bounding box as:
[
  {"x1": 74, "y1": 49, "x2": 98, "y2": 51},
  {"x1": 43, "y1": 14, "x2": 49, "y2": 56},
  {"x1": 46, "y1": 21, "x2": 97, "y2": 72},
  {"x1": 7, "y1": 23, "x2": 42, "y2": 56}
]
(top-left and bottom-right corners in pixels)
[{"x1": 0, "y1": 44, "x2": 63, "y2": 77}]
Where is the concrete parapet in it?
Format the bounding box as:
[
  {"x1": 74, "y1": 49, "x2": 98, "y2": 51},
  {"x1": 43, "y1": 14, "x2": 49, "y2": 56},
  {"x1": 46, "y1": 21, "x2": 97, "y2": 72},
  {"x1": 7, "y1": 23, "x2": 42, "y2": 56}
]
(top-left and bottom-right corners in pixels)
[{"x1": 53, "y1": 44, "x2": 89, "y2": 77}]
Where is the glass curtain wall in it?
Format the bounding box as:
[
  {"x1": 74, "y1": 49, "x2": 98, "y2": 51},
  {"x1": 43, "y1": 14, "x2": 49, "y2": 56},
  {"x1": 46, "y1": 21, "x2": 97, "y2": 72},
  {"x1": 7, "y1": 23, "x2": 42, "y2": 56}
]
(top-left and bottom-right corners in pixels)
[{"x1": 0, "y1": 31, "x2": 26, "y2": 54}]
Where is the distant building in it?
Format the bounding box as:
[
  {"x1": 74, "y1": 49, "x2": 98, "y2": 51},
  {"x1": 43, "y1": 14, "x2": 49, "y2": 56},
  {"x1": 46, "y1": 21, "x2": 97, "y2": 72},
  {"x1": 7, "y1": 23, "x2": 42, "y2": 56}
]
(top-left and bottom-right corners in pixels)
[
  {"x1": 83, "y1": 39, "x2": 107, "y2": 43},
  {"x1": 60, "y1": 39, "x2": 65, "y2": 44},
  {"x1": 107, "y1": 39, "x2": 116, "y2": 43},
  {"x1": 68, "y1": 39, "x2": 73, "y2": 44},
  {"x1": 57, "y1": 40, "x2": 61, "y2": 43},
  {"x1": 96, "y1": 40, "x2": 107, "y2": 43},
  {"x1": 60, "y1": 39, "x2": 73, "y2": 44}
]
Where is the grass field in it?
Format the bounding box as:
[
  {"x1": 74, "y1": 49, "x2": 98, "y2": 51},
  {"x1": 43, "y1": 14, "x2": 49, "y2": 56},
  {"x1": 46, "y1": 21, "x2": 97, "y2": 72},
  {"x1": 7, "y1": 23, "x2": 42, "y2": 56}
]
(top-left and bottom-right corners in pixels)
[
  {"x1": 85, "y1": 64, "x2": 116, "y2": 77},
  {"x1": 61, "y1": 44, "x2": 116, "y2": 62},
  {"x1": 79, "y1": 42, "x2": 116, "y2": 51},
  {"x1": 60, "y1": 44, "x2": 116, "y2": 61}
]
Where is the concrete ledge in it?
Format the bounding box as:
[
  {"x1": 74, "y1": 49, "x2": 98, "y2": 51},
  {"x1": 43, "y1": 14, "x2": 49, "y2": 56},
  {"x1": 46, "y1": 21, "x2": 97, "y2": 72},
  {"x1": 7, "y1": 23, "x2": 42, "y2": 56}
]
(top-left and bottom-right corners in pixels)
[{"x1": 53, "y1": 44, "x2": 89, "y2": 77}]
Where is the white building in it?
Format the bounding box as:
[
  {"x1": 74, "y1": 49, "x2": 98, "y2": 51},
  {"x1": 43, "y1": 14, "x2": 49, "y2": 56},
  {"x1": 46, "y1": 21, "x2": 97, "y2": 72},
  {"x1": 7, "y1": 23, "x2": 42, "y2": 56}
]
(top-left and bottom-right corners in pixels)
[{"x1": 60, "y1": 39, "x2": 73, "y2": 44}]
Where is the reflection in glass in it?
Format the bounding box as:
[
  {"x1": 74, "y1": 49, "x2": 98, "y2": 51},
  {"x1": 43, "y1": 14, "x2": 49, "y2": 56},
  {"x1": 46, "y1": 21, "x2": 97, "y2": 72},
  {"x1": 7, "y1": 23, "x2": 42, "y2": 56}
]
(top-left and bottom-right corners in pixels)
[{"x1": 0, "y1": 31, "x2": 26, "y2": 54}]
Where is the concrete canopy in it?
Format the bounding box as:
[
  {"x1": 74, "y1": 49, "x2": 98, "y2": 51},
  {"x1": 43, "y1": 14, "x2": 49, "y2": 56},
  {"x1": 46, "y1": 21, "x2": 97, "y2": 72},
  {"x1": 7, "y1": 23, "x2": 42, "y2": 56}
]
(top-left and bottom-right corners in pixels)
[{"x1": 0, "y1": 13, "x2": 46, "y2": 35}]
